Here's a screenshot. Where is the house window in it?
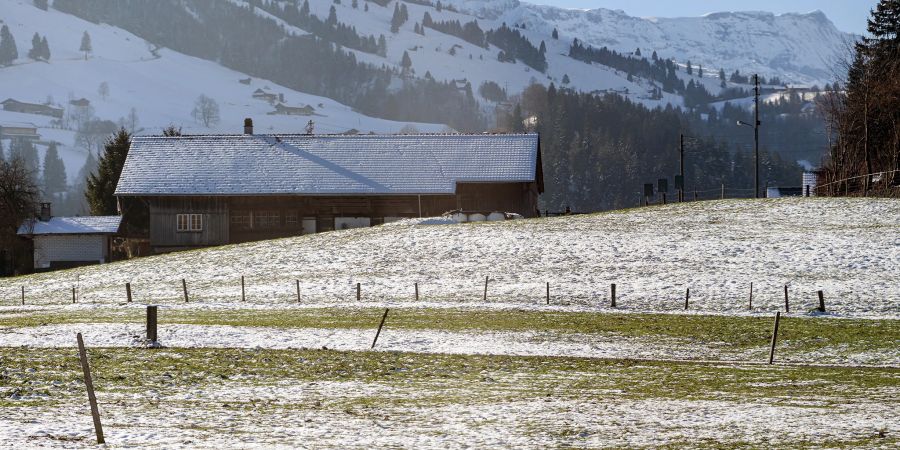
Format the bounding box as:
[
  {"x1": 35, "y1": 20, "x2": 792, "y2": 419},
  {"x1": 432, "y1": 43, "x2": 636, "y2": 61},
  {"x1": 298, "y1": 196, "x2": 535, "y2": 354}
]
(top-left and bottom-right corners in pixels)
[
  {"x1": 176, "y1": 214, "x2": 203, "y2": 232},
  {"x1": 255, "y1": 210, "x2": 280, "y2": 229},
  {"x1": 231, "y1": 211, "x2": 251, "y2": 230},
  {"x1": 285, "y1": 211, "x2": 299, "y2": 227}
]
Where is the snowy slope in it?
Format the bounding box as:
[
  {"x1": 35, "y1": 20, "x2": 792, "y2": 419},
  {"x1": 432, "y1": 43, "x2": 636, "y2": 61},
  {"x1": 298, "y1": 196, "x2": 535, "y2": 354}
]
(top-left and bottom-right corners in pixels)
[
  {"x1": 5, "y1": 198, "x2": 899, "y2": 318},
  {"x1": 447, "y1": 0, "x2": 853, "y2": 86},
  {"x1": 0, "y1": 0, "x2": 446, "y2": 184}
]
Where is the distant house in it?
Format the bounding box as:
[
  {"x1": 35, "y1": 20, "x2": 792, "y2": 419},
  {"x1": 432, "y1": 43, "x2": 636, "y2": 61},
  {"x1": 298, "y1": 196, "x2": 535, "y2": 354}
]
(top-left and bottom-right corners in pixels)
[
  {"x1": 252, "y1": 89, "x2": 280, "y2": 103},
  {"x1": 17, "y1": 204, "x2": 122, "y2": 271},
  {"x1": 114, "y1": 119, "x2": 543, "y2": 253},
  {"x1": 0, "y1": 124, "x2": 40, "y2": 141},
  {"x1": 1, "y1": 98, "x2": 63, "y2": 118},
  {"x1": 269, "y1": 103, "x2": 315, "y2": 116},
  {"x1": 239, "y1": 77, "x2": 252, "y2": 85},
  {"x1": 69, "y1": 98, "x2": 91, "y2": 107}
]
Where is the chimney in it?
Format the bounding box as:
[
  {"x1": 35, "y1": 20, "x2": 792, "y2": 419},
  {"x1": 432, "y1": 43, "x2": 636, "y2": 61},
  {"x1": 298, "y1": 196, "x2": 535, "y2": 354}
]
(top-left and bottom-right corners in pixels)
[
  {"x1": 243, "y1": 118, "x2": 253, "y2": 135},
  {"x1": 39, "y1": 203, "x2": 51, "y2": 222}
]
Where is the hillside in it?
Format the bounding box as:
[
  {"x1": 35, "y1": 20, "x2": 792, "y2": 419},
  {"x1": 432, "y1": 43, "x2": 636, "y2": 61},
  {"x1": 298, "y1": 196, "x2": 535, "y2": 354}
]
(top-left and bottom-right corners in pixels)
[
  {"x1": 0, "y1": 0, "x2": 446, "y2": 187},
  {"x1": 7, "y1": 198, "x2": 899, "y2": 318}
]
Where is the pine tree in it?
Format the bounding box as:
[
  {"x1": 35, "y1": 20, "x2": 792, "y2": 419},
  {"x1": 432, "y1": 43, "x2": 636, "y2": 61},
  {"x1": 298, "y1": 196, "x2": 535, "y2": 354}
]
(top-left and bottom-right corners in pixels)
[
  {"x1": 85, "y1": 128, "x2": 130, "y2": 215},
  {"x1": 40, "y1": 35, "x2": 50, "y2": 60},
  {"x1": 80, "y1": 31, "x2": 92, "y2": 59},
  {"x1": 436, "y1": 1, "x2": 442, "y2": 12},
  {"x1": 562, "y1": 74, "x2": 570, "y2": 84},
  {"x1": 364, "y1": 2, "x2": 368, "y2": 12},
  {"x1": 377, "y1": 34, "x2": 387, "y2": 57},
  {"x1": 0, "y1": 25, "x2": 18, "y2": 66},
  {"x1": 539, "y1": 40, "x2": 546, "y2": 54},
  {"x1": 352, "y1": 0, "x2": 358, "y2": 8},
  {"x1": 651, "y1": 50, "x2": 658, "y2": 61},
  {"x1": 400, "y1": 50, "x2": 412, "y2": 70},
  {"x1": 28, "y1": 33, "x2": 42, "y2": 60},
  {"x1": 42, "y1": 142, "x2": 67, "y2": 195},
  {"x1": 551, "y1": 28, "x2": 558, "y2": 39},
  {"x1": 327, "y1": 6, "x2": 337, "y2": 27},
  {"x1": 698, "y1": 65, "x2": 703, "y2": 78},
  {"x1": 719, "y1": 68, "x2": 726, "y2": 81},
  {"x1": 686, "y1": 60, "x2": 692, "y2": 75},
  {"x1": 300, "y1": 0, "x2": 310, "y2": 17},
  {"x1": 635, "y1": 47, "x2": 641, "y2": 57}
]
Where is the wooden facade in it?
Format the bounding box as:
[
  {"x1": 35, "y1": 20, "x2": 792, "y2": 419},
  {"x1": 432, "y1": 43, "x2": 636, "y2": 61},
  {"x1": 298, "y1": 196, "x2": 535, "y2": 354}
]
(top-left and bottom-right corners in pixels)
[{"x1": 145, "y1": 181, "x2": 537, "y2": 252}]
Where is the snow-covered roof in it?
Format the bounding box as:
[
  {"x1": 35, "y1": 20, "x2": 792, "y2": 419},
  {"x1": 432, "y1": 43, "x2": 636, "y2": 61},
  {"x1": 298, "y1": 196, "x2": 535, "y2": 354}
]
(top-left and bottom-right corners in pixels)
[
  {"x1": 17, "y1": 216, "x2": 122, "y2": 236},
  {"x1": 115, "y1": 134, "x2": 540, "y2": 196}
]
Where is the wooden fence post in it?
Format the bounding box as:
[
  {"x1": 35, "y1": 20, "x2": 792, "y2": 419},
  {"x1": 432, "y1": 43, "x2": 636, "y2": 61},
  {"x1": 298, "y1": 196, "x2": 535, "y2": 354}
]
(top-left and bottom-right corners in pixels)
[
  {"x1": 611, "y1": 283, "x2": 616, "y2": 308},
  {"x1": 684, "y1": 288, "x2": 690, "y2": 310},
  {"x1": 784, "y1": 285, "x2": 789, "y2": 312},
  {"x1": 296, "y1": 280, "x2": 300, "y2": 303},
  {"x1": 415, "y1": 282, "x2": 419, "y2": 301},
  {"x1": 748, "y1": 282, "x2": 753, "y2": 311},
  {"x1": 768, "y1": 312, "x2": 781, "y2": 364},
  {"x1": 182, "y1": 279, "x2": 188, "y2": 303},
  {"x1": 241, "y1": 276, "x2": 245, "y2": 302},
  {"x1": 371, "y1": 308, "x2": 390, "y2": 349},
  {"x1": 545, "y1": 282, "x2": 550, "y2": 305},
  {"x1": 72, "y1": 287, "x2": 76, "y2": 304},
  {"x1": 147, "y1": 305, "x2": 158, "y2": 343},
  {"x1": 720, "y1": 183, "x2": 725, "y2": 199},
  {"x1": 356, "y1": 283, "x2": 361, "y2": 301},
  {"x1": 693, "y1": 191, "x2": 698, "y2": 201},
  {"x1": 76, "y1": 333, "x2": 105, "y2": 444},
  {"x1": 483, "y1": 276, "x2": 489, "y2": 301},
  {"x1": 21, "y1": 286, "x2": 24, "y2": 306},
  {"x1": 126, "y1": 283, "x2": 132, "y2": 303},
  {"x1": 817, "y1": 290, "x2": 825, "y2": 312}
]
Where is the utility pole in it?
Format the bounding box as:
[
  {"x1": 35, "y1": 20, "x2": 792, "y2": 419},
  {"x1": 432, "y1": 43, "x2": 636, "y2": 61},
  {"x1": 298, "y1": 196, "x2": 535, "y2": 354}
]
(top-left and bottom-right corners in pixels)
[
  {"x1": 679, "y1": 134, "x2": 685, "y2": 202},
  {"x1": 753, "y1": 74, "x2": 761, "y2": 199}
]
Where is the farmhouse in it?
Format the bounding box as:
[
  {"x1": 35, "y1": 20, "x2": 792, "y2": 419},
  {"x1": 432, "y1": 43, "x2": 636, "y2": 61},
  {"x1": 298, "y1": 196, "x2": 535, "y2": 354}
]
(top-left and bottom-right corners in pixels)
[
  {"x1": 1, "y1": 98, "x2": 64, "y2": 118},
  {"x1": 17, "y1": 204, "x2": 122, "y2": 271},
  {"x1": 0, "y1": 123, "x2": 40, "y2": 141},
  {"x1": 114, "y1": 121, "x2": 542, "y2": 253}
]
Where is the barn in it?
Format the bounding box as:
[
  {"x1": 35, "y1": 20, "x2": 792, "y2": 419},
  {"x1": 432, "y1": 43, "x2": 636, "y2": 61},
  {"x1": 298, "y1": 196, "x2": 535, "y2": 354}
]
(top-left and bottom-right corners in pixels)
[
  {"x1": 114, "y1": 123, "x2": 542, "y2": 253},
  {"x1": 17, "y1": 205, "x2": 122, "y2": 271}
]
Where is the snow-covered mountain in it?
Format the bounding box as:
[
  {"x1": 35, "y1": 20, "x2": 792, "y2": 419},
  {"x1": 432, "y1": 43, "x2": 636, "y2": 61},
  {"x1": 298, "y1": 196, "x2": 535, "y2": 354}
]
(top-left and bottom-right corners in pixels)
[{"x1": 444, "y1": 0, "x2": 853, "y2": 85}]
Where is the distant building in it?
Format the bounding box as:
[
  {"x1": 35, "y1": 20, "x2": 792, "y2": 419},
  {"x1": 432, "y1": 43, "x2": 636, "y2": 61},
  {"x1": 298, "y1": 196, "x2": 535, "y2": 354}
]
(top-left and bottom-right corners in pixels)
[
  {"x1": 252, "y1": 89, "x2": 280, "y2": 103},
  {"x1": 269, "y1": 103, "x2": 315, "y2": 116},
  {"x1": 0, "y1": 124, "x2": 40, "y2": 141},
  {"x1": 17, "y1": 204, "x2": 122, "y2": 271},
  {"x1": 1, "y1": 98, "x2": 63, "y2": 118},
  {"x1": 69, "y1": 98, "x2": 91, "y2": 107},
  {"x1": 114, "y1": 119, "x2": 543, "y2": 253}
]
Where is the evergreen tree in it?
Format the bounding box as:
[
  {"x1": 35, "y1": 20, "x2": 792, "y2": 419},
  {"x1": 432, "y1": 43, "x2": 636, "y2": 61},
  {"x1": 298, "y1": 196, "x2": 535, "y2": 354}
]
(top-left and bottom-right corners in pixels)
[
  {"x1": 539, "y1": 40, "x2": 546, "y2": 54},
  {"x1": 718, "y1": 68, "x2": 726, "y2": 81},
  {"x1": 686, "y1": 60, "x2": 692, "y2": 75},
  {"x1": 300, "y1": 0, "x2": 310, "y2": 17},
  {"x1": 436, "y1": 1, "x2": 442, "y2": 12},
  {"x1": 551, "y1": 28, "x2": 558, "y2": 39},
  {"x1": 85, "y1": 128, "x2": 130, "y2": 215},
  {"x1": 28, "y1": 33, "x2": 42, "y2": 60},
  {"x1": 364, "y1": 2, "x2": 368, "y2": 12},
  {"x1": 352, "y1": 0, "x2": 358, "y2": 8},
  {"x1": 635, "y1": 47, "x2": 641, "y2": 56},
  {"x1": 42, "y1": 142, "x2": 67, "y2": 195},
  {"x1": 562, "y1": 74, "x2": 570, "y2": 84},
  {"x1": 79, "y1": 31, "x2": 92, "y2": 59},
  {"x1": 698, "y1": 65, "x2": 703, "y2": 78},
  {"x1": 400, "y1": 50, "x2": 412, "y2": 70},
  {"x1": 40, "y1": 35, "x2": 50, "y2": 60},
  {"x1": 377, "y1": 34, "x2": 387, "y2": 56},
  {"x1": 0, "y1": 25, "x2": 18, "y2": 66},
  {"x1": 327, "y1": 5, "x2": 337, "y2": 27},
  {"x1": 651, "y1": 50, "x2": 657, "y2": 61}
]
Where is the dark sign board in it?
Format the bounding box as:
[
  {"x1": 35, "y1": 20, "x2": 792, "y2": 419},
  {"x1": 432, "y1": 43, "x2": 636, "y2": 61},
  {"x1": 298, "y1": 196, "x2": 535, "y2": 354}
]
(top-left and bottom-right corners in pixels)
[
  {"x1": 643, "y1": 183, "x2": 654, "y2": 197},
  {"x1": 658, "y1": 178, "x2": 668, "y2": 194},
  {"x1": 674, "y1": 175, "x2": 684, "y2": 190}
]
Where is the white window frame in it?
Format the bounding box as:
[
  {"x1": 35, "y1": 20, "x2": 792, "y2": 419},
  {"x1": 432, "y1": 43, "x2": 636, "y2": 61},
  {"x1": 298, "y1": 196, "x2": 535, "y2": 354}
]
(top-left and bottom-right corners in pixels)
[{"x1": 176, "y1": 213, "x2": 203, "y2": 232}]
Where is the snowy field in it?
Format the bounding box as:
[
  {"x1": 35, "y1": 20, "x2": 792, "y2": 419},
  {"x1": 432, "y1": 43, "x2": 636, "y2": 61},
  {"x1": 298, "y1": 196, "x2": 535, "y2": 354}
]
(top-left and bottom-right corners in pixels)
[
  {"x1": 4, "y1": 198, "x2": 898, "y2": 317},
  {"x1": 1, "y1": 198, "x2": 898, "y2": 448}
]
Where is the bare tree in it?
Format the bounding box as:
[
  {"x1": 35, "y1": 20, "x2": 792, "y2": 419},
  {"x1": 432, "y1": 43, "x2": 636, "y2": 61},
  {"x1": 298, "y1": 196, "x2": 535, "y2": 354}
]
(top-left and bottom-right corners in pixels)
[
  {"x1": 0, "y1": 157, "x2": 40, "y2": 274},
  {"x1": 97, "y1": 81, "x2": 109, "y2": 100},
  {"x1": 191, "y1": 95, "x2": 220, "y2": 128}
]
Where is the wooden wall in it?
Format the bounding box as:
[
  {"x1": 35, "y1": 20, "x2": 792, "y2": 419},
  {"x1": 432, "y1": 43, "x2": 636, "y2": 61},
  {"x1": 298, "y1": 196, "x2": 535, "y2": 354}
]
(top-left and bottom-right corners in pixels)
[{"x1": 144, "y1": 182, "x2": 538, "y2": 251}]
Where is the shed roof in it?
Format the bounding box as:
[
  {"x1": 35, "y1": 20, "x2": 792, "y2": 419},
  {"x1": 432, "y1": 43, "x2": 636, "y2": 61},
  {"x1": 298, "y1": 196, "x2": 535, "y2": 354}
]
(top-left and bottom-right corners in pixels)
[
  {"x1": 115, "y1": 134, "x2": 540, "y2": 196},
  {"x1": 17, "y1": 216, "x2": 122, "y2": 236}
]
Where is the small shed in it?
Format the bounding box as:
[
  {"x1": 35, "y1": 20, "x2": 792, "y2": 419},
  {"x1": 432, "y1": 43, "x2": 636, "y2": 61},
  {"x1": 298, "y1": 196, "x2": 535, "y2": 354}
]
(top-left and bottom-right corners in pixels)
[{"x1": 17, "y1": 207, "x2": 122, "y2": 271}]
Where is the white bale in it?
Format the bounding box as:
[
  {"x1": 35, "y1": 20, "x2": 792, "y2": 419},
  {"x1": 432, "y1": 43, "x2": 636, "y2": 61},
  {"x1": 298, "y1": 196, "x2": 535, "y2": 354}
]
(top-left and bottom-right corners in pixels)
[
  {"x1": 468, "y1": 213, "x2": 487, "y2": 222},
  {"x1": 487, "y1": 212, "x2": 506, "y2": 222}
]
